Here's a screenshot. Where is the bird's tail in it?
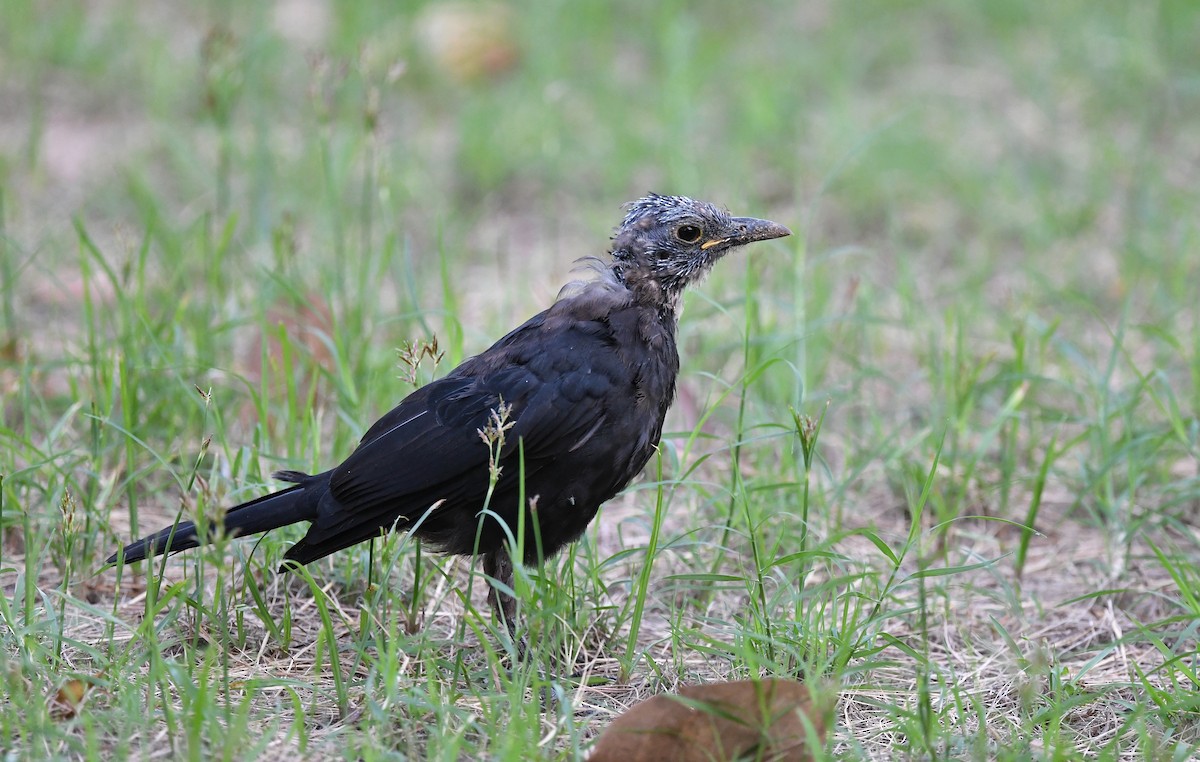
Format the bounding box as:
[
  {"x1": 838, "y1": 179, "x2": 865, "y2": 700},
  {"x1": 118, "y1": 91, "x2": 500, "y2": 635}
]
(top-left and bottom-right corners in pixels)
[{"x1": 105, "y1": 474, "x2": 321, "y2": 565}]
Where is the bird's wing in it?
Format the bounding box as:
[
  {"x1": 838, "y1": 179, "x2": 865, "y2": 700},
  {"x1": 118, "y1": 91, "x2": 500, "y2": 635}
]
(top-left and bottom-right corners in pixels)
[
  {"x1": 325, "y1": 374, "x2": 507, "y2": 514},
  {"x1": 323, "y1": 318, "x2": 622, "y2": 521}
]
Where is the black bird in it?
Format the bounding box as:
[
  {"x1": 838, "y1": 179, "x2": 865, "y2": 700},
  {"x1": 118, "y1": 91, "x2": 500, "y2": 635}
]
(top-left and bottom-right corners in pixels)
[{"x1": 107, "y1": 194, "x2": 790, "y2": 632}]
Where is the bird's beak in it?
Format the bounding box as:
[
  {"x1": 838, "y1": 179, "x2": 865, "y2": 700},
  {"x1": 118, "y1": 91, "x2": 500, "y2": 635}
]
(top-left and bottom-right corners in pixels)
[{"x1": 701, "y1": 216, "x2": 792, "y2": 250}]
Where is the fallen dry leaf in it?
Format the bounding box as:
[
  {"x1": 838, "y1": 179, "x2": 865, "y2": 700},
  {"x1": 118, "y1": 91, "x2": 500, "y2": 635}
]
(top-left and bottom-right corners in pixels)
[
  {"x1": 237, "y1": 291, "x2": 335, "y2": 429},
  {"x1": 50, "y1": 677, "x2": 91, "y2": 720},
  {"x1": 417, "y1": 2, "x2": 520, "y2": 84},
  {"x1": 589, "y1": 678, "x2": 826, "y2": 762}
]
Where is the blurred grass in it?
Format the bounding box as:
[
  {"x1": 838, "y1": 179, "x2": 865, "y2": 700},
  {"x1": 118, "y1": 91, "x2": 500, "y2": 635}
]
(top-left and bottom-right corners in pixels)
[{"x1": 2, "y1": 0, "x2": 1199, "y2": 759}]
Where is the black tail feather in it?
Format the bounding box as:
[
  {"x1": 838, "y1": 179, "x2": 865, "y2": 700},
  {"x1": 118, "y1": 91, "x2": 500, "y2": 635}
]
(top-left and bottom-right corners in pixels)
[{"x1": 106, "y1": 483, "x2": 317, "y2": 565}]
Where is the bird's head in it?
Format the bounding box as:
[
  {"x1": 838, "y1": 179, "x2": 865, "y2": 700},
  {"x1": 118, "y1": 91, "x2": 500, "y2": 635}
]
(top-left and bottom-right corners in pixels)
[{"x1": 610, "y1": 194, "x2": 791, "y2": 309}]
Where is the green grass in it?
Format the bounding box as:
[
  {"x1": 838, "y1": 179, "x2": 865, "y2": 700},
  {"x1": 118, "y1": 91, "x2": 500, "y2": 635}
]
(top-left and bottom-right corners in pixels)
[{"x1": 2, "y1": 0, "x2": 1199, "y2": 758}]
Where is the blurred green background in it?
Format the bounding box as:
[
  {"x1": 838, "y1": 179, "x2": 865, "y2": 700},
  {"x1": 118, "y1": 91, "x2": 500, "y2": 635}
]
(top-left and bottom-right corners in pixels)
[{"x1": 2, "y1": 0, "x2": 1199, "y2": 759}]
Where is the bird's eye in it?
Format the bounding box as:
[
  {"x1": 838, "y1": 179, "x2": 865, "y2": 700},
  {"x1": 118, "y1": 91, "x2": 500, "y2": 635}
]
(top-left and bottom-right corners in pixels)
[{"x1": 675, "y1": 224, "x2": 703, "y2": 244}]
